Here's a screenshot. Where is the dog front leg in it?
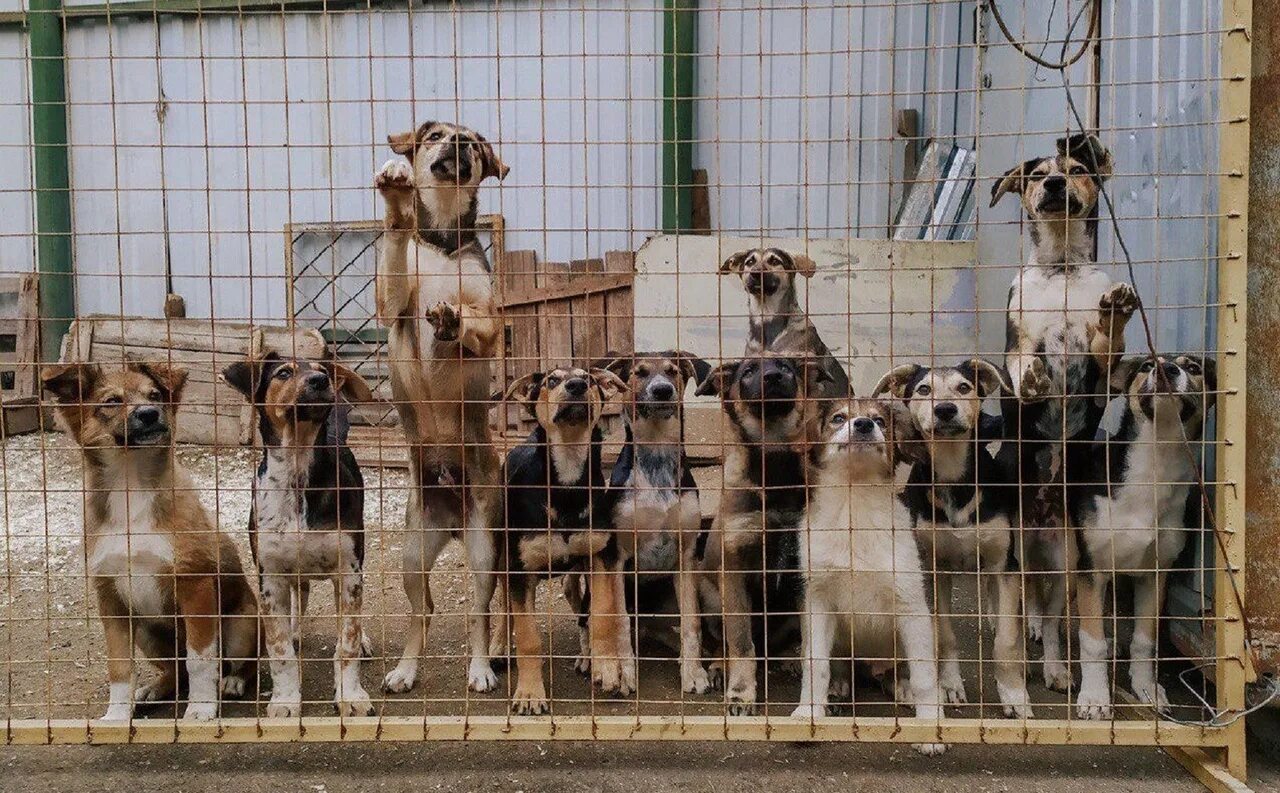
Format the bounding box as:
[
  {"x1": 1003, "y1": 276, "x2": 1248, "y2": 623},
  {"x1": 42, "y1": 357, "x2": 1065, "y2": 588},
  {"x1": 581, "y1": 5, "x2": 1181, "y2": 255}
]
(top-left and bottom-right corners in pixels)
[
  {"x1": 332, "y1": 564, "x2": 373, "y2": 717},
  {"x1": 97, "y1": 602, "x2": 136, "y2": 721},
  {"x1": 176, "y1": 576, "x2": 222, "y2": 721},
  {"x1": 1129, "y1": 572, "x2": 1168, "y2": 711},
  {"x1": 588, "y1": 553, "x2": 632, "y2": 696},
  {"x1": 1089, "y1": 282, "x2": 1139, "y2": 375},
  {"x1": 260, "y1": 575, "x2": 302, "y2": 717},
  {"x1": 933, "y1": 573, "x2": 966, "y2": 705},
  {"x1": 424, "y1": 301, "x2": 502, "y2": 359},
  {"x1": 463, "y1": 514, "x2": 499, "y2": 693},
  {"x1": 993, "y1": 573, "x2": 1033, "y2": 718},
  {"x1": 719, "y1": 541, "x2": 758, "y2": 715},
  {"x1": 894, "y1": 584, "x2": 948, "y2": 756},
  {"x1": 677, "y1": 549, "x2": 710, "y2": 695},
  {"x1": 791, "y1": 591, "x2": 834, "y2": 719},
  {"x1": 375, "y1": 160, "x2": 417, "y2": 324},
  {"x1": 509, "y1": 579, "x2": 549, "y2": 715},
  {"x1": 1074, "y1": 572, "x2": 1112, "y2": 720},
  {"x1": 383, "y1": 500, "x2": 448, "y2": 693}
]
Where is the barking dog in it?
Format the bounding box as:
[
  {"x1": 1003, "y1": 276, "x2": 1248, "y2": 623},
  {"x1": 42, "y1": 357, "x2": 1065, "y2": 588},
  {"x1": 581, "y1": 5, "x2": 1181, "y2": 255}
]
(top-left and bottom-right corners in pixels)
[
  {"x1": 695, "y1": 353, "x2": 829, "y2": 714},
  {"x1": 43, "y1": 362, "x2": 258, "y2": 721},
  {"x1": 792, "y1": 396, "x2": 945, "y2": 755},
  {"x1": 990, "y1": 133, "x2": 1139, "y2": 690},
  {"x1": 223, "y1": 352, "x2": 376, "y2": 717},
  {"x1": 499, "y1": 366, "x2": 631, "y2": 714},
  {"x1": 1073, "y1": 354, "x2": 1216, "y2": 719},
  {"x1": 874, "y1": 360, "x2": 1031, "y2": 717},
  {"x1": 720, "y1": 247, "x2": 852, "y2": 400},
  {"x1": 596, "y1": 350, "x2": 712, "y2": 694},
  {"x1": 374, "y1": 120, "x2": 509, "y2": 694}
]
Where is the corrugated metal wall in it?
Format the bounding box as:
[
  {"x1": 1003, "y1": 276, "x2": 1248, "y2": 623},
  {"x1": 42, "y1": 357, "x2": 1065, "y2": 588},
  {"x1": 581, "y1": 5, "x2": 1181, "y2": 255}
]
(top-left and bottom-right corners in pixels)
[{"x1": 0, "y1": 21, "x2": 34, "y2": 280}]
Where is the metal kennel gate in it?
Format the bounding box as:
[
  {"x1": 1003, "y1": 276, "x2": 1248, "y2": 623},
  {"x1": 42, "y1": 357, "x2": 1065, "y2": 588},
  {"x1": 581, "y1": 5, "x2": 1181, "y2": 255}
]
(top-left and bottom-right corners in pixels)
[{"x1": 0, "y1": 0, "x2": 1263, "y2": 790}]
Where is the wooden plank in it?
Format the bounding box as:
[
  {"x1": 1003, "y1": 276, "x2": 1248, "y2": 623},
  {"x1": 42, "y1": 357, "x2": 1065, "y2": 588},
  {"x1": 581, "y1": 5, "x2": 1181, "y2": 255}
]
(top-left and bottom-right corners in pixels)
[
  {"x1": 603, "y1": 251, "x2": 635, "y2": 357},
  {"x1": 0, "y1": 273, "x2": 39, "y2": 399},
  {"x1": 501, "y1": 272, "x2": 633, "y2": 308},
  {"x1": 500, "y1": 250, "x2": 540, "y2": 431},
  {"x1": 539, "y1": 262, "x2": 573, "y2": 369},
  {"x1": 570, "y1": 258, "x2": 607, "y2": 364}
]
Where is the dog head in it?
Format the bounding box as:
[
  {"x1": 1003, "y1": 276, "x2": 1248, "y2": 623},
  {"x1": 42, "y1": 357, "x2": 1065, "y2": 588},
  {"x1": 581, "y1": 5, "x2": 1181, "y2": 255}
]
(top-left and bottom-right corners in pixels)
[
  {"x1": 1111, "y1": 354, "x2": 1217, "y2": 432},
  {"x1": 990, "y1": 133, "x2": 1113, "y2": 220},
  {"x1": 809, "y1": 396, "x2": 910, "y2": 482},
  {"x1": 695, "y1": 353, "x2": 829, "y2": 444},
  {"x1": 222, "y1": 352, "x2": 374, "y2": 446},
  {"x1": 597, "y1": 350, "x2": 711, "y2": 423},
  {"x1": 503, "y1": 366, "x2": 628, "y2": 433},
  {"x1": 387, "y1": 120, "x2": 508, "y2": 191},
  {"x1": 719, "y1": 247, "x2": 816, "y2": 304},
  {"x1": 42, "y1": 361, "x2": 188, "y2": 450},
  {"x1": 873, "y1": 359, "x2": 1008, "y2": 440}
]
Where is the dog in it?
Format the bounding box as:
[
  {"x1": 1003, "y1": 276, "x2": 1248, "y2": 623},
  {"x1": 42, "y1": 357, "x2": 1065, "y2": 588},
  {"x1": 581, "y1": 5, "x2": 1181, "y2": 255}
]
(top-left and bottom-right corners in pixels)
[
  {"x1": 791, "y1": 395, "x2": 946, "y2": 756},
  {"x1": 720, "y1": 247, "x2": 851, "y2": 400},
  {"x1": 222, "y1": 352, "x2": 376, "y2": 717},
  {"x1": 590, "y1": 350, "x2": 713, "y2": 694},
  {"x1": 695, "y1": 353, "x2": 830, "y2": 713},
  {"x1": 874, "y1": 359, "x2": 1031, "y2": 717},
  {"x1": 42, "y1": 361, "x2": 258, "y2": 721},
  {"x1": 990, "y1": 133, "x2": 1140, "y2": 690},
  {"x1": 1072, "y1": 354, "x2": 1216, "y2": 719},
  {"x1": 499, "y1": 365, "x2": 631, "y2": 714},
  {"x1": 374, "y1": 120, "x2": 509, "y2": 694}
]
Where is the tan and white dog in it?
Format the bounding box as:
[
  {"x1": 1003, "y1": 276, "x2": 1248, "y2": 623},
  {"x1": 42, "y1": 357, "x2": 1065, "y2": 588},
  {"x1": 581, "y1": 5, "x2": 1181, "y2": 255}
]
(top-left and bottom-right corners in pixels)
[
  {"x1": 374, "y1": 120, "x2": 510, "y2": 694},
  {"x1": 43, "y1": 361, "x2": 258, "y2": 721}
]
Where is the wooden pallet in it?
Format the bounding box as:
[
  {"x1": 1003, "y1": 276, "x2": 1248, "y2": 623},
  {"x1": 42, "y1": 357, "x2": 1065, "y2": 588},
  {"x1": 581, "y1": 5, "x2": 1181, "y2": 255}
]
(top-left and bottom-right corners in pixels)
[{"x1": 0, "y1": 273, "x2": 39, "y2": 401}]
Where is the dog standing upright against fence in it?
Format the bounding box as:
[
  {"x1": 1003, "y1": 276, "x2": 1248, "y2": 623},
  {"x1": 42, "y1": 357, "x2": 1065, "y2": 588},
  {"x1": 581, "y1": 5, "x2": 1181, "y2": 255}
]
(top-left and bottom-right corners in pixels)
[{"x1": 374, "y1": 120, "x2": 510, "y2": 694}]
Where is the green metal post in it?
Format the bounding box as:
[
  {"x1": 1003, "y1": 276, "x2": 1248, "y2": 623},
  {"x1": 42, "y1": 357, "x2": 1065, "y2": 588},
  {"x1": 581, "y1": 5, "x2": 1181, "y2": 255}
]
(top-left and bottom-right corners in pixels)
[
  {"x1": 662, "y1": 0, "x2": 696, "y2": 235},
  {"x1": 28, "y1": 0, "x2": 74, "y2": 363}
]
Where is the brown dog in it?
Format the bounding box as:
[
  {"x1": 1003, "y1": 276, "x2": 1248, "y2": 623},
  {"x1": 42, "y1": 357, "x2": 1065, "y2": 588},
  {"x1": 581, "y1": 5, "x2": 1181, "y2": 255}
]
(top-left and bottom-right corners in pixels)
[
  {"x1": 374, "y1": 120, "x2": 510, "y2": 694},
  {"x1": 42, "y1": 361, "x2": 258, "y2": 721}
]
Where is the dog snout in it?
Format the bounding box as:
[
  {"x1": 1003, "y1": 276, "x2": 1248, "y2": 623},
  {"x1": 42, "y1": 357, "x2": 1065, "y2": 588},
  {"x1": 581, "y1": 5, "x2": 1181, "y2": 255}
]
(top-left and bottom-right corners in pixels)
[
  {"x1": 1161, "y1": 361, "x2": 1181, "y2": 381},
  {"x1": 1043, "y1": 175, "x2": 1066, "y2": 193},
  {"x1": 851, "y1": 417, "x2": 875, "y2": 435},
  {"x1": 304, "y1": 370, "x2": 330, "y2": 390},
  {"x1": 564, "y1": 377, "x2": 589, "y2": 397},
  {"x1": 132, "y1": 405, "x2": 161, "y2": 427},
  {"x1": 933, "y1": 402, "x2": 959, "y2": 422},
  {"x1": 648, "y1": 381, "x2": 676, "y2": 401}
]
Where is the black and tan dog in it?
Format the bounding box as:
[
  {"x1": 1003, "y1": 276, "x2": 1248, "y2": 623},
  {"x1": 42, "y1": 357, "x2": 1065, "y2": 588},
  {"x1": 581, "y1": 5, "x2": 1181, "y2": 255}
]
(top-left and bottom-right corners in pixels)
[
  {"x1": 500, "y1": 365, "x2": 630, "y2": 714},
  {"x1": 874, "y1": 359, "x2": 1031, "y2": 717},
  {"x1": 695, "y1": 353, "x2": 830, "y2": 714},
  {"x1": 990, "y1": 133, "x2": 1140, "y2": 690},
  {"x1": 1073, "y1": 354, "x2": 1215, "y2": 719},
  {"x1": 43, "y1": 361, "x2": 258, "y2": 721},
  {"x1": 223, "y1": 352, "x2": 375, "y2": 717},
  {"x1": 374, "y1": 120, "x2": 510, "y2": 694},
  {"x1": 720, "y1": 247, "x2": 851, "y2": 400}
]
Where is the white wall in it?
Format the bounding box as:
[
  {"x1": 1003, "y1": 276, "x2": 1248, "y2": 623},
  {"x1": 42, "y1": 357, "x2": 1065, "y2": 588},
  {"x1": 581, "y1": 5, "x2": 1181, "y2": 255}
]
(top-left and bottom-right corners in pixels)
[{"x1": 0, "y1": 25, "x2": 34, "y2": 280}]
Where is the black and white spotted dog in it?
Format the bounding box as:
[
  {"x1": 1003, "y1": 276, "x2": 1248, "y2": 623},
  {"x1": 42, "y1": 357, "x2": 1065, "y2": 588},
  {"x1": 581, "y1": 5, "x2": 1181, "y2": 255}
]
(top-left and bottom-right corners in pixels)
[{"x1": 223, "y1": 352, "x2": 376, "y2": 718}]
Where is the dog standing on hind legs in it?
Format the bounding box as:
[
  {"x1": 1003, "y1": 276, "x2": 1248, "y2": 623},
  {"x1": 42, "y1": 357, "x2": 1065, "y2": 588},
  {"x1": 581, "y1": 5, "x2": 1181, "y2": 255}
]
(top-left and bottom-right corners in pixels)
[{"x1": 374, "y1": 120, "x2": 510, "y2": 694}]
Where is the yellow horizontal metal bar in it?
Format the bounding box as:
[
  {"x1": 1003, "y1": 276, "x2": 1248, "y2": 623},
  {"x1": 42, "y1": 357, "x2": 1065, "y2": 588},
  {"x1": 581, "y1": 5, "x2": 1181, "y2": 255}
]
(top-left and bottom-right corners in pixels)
[{"x1": 4, "y1": 715, "x2": 1231, "y2": 747}]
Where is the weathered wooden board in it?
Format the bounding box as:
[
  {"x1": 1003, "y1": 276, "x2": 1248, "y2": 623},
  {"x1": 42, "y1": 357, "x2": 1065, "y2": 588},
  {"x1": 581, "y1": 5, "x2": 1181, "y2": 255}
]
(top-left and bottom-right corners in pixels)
[{"x1": 0, "y1": 273, "x2": 39, "y2": 402}]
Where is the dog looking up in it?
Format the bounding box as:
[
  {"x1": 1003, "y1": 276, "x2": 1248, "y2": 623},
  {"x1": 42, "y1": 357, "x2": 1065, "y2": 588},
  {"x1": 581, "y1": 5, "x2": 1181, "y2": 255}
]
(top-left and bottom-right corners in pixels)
[
  {"x1": 792, "y1": 395, "x2": 945, "y2": 756},
  {"x1": 499, "y1": 366, "x2": 631, "y2": 714},
  {"x1": 1073, "y1": 354, "x2": 1215, "y2": 719},
  {"x1": 374, "y1": 120, "x2": 509, "y2": 695},
  {"x1": 720, "y1": 247, "x2": 851, "y2": 400},
  {"x1": 222, "y1": 352, "x2": 375, "y2": 718},
  {"x1": 42, "y1": 361, "x2": 258, "y2": 721}
]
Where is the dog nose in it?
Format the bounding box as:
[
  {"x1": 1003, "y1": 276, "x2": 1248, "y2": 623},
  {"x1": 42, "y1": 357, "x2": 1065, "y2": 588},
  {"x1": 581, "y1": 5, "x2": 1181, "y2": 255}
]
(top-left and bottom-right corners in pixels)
[
  {"x1": 852, "y1": 417, "x2": 875, "y2": 434},
  {"x1": 1044, "y1": 175, "x2": 1066, "y2": 192},
  {"x1": 133, "y1": 405, "x2": 161, "y2": 426},
  {"x1": 1161, "y1": 362, "x2": 1181, "y2": 380},
  {"x1": 934, "y1": 402, "x2": 959, "y2": 421},
  {"x1": 305, "y1": 370, "x2": 330, "y2": 389},
  {"x1": 564, "y1": 378, "x2": 588, "y2": 396},
  {"x1": 649, "y1": 382, "x2": 676, "y2": 401}
]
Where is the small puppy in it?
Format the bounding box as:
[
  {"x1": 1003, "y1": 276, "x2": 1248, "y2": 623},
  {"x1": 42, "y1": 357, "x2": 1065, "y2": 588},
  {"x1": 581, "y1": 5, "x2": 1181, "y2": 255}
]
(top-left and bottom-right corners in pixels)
[
  {"x1": 720, "y1": 247, "x2": 851, "y2": 400},
  {"x1": 1073, "y1": 354, "x2": 1216, "y2": 719},
  {"x1": 792, "y1": 396, "x2": 946, "y2": 756},
  {"x1": 874, "y1": 360, "x2": 1031, "y2": 717},
  {"x1": 374, "y1": 120, "x2": 509, "y2": 694},
  {"x1": 42, "y1": 361, "x2": 258, "y2": 721},
  {"x1": 695, "y1": 353, "x2": 829, "y2": 714},
  {"x1": 597, "y1": 350, "x2": 712, "y2": 694},
  {"x1": 222, "y1": 352, "x2": 376, "y2": 718},
  {"x1": 500, "y1": 365, "x2": 631, "y2": 714}
]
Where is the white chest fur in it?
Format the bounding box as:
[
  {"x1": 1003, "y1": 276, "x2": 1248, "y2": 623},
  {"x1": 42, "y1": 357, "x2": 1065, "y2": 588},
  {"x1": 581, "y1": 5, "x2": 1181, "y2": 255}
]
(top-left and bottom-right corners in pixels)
[
  {"x1": 1009, "y1": 264, "x2": 1112, "y2": 380},
  {"x1": 254, "y1": 448, "x2": 358, "y2": 577},
  {"x1": 89, "y1": 488, "x2": 175, "y2": 616}
]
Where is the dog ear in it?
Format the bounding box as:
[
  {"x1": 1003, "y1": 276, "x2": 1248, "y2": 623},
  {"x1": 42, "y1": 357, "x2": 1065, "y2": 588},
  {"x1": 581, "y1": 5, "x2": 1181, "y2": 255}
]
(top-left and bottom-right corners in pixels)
[
  {"x1": 872, "y1": 363, "x2": 923, "y2": 399},
  {"x1": 130, "y1": 361, "x2": 189, "y2": 403},
  {"x1": 588, "y1": 368, "x2": 629, "y2": 399},
  {"x1": 966, "y1": 358, "x2": 1012, "y2": 398},
  {"x1": 41, "y1": 362, "x2": 101, "y2": 403},
  {"x1": 322, "y1": 362, "x2": 375, "y2": 404},
  {"x1": 592, "y1": 351, "x2": 632, "y2": 383},
  {"x1": 719, "y1": 250, "x2": 752, "y2": 275},
  {"x1": 673, "y1": 351, "x2": 712, "y2": 390},
  {"x1": 1200, "y1": 357, "x2": 1217, "y2": 395},
  {"x1": 221, "y1": 360, "x2": 258, "y2": 400},
  {"x1": 502, "y1": 371, "x2": 545, "y2": 405},
  {"x1": 694, "y1": 361, "x2": 739, "y2": 398},
  {"x1": 990, "y1": 158, "x2": 1040, "y2": 207},
  {"x1": 474, "y1": 132, "x2": 510, "y2": 181},
  {"x1": 1057, "y1": 132, "x2": 1113, "y2": 182},
  {"x1": 790, "y1": 252, "x2": 817, "y2": 279},
  {"x1": 886, "y1": 399, "x2": 926, "y2": 466},
  {"x1": 388, "y1": 130, "x2": 418, "y2": 157},
  {"x1": 1108, "y1": 356, "x2": 1146, "y2": 393}
]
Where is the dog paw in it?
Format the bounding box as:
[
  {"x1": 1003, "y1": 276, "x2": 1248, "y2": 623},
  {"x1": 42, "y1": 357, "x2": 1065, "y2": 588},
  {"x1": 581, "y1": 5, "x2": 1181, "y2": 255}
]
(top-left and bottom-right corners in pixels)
[
  {"x1": 512, "y1": 685, "x2": 550, "y2": 716},
  {"x1": 913, "y1": 743, "x2": 950, "y2": 757},
  {"x1": 219, "y1": 674, "x2": 246, "y2": 699},
  {"x1": 266, "y1": 694, "x2": 302, "y2": 718},
  {"x1": 375, "y1": 159, "x2": 415, "y2": 194},
  {"x1": 136, "y1": 678, "x2": 175, "y2": 703},
  {"x1": 335, "y1": 692, "x2": 375, "y2": 718},
  {"x1": 1019, "y1": 357, "x2": 1053, "y2": 402},
  {"x1": 183, "y1": 702, "x2": 218, "y2": 721},
  {"x1": 790, "y1": 703, "x2": 826, "y2": 720},
  {"x1": 425, "y1": 302, "x2": 461, "y2": 342},
  {"x1": 592, "y1": 657, "x2": 634, "y2": 697},
  {"x1": 827, "y1": 676, "x2": 852, "y2": 701},
  {"x1": 727, "y1": 698, "x2": 757, "y2": 717},
  {"x1": 681, "y1": 664, "x2": 711, "y2": 695},
  {"x1": 467, "y1": 659, "x2": 499, "y2": 693},
  {"x1": 939, "y1": 667, "x2": 967, "y2": 705},
  {"x1": 1075, "y1": 684, "x2": 1113, "y2": 721},
  {"x1": 707, "y1": 661, "x2": 725, "y2": 691},
  {"x1": 1099, "y1": 282, "x2": 1140, "y2": 318},
  {"x1": 573, "y1": 655, "x2": 592, "y2": 677},
  {"x1": 1043, "y1": 662, "x2": 1073, "y2": 693},
  {"x1": 1132, "y1": 680, "x2": 1169, "y2": 712},
  {"x1": 382, "y1": 664, "x2": 418, "y2": 694},
  {"x1": 100, "y1": 703, "x2": 133, "y2": 721},
  {"x1": 359, "y1": 630, "x2": 375, "y2": 659},
  {"x1": 775, "y1": 659, "x2": 805, "y2": 680},
  {"x1": 1027, "y1": 616, "x2": 1044, "y2": 643}
]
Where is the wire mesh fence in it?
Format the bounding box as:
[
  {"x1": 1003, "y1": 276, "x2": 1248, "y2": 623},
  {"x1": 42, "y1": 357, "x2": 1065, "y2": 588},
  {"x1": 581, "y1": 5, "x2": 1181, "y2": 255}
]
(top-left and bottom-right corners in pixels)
[{"x1": 0, "y1": 0, "x2": 1260, "y2": 779}]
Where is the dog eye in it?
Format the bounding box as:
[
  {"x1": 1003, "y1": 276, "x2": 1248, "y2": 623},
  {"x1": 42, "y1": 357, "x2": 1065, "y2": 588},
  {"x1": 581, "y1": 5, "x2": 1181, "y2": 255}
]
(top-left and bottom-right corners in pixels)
[
  {"x1": 102, "y1": 395, "x2": 122, "y2": 406},
  {"x1": 1069, "y1": 166, "x2": 1089, "y2": 176},
  {"x1": 1184, "y1": 362, "x2": 1201, "y2": 375},
  {"x1": 1139, "y1": 360, "x2": 1155, "y2": 372},
  {"x1": 546, "y1": 376, "x2": 561, "y2": 388},
  {"x1": 915, "y1": 384, "x2": 931, "y2": 396},
  {"x1": 426, "y1": 131, "x2": 443, "y2": 141},
  {"x1": 147, "y1": 390, "x2": 162, "y2": 402},
  {"x1": 829, "y1": 414, "x2": 846, "y2": 426},
  {"x1": 274, "y1": 368, "x2": 292, "y2": 380},
  {"x1": 873, "y1": 416, "x2": 887, "y2": 428},
  {"x1": 956, "y1": 382, "x2": 972, "y2": 395},
  {"x1": 635, "y1": 366, "x2": 649, "y2": 377}
]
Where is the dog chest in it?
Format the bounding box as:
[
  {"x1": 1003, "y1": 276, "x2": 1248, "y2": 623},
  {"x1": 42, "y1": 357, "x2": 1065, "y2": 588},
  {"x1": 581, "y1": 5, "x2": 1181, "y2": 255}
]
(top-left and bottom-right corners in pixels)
[{"x1": 88, "y1": 490, "x2": 176, "y2": 616}]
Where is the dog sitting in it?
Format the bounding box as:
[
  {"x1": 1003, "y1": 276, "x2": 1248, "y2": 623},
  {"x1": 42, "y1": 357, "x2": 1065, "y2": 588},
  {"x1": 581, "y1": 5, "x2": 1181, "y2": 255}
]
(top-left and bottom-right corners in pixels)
[
  {"x1": 1073, "y1": 354, "x2": 1216, "y2": 719},
  {"x1": 374, "y1": 120, "x2": 509, "y2": 694},
  {"x1": 990, "y1": 133, "x2": 1139, "y2": 690},
  {"x1": 42, "y1": 361, "x2": 258, "y2": 721},
  {"x1": 720, "y1": 247, "x2": 851, "y2": 400},
  {"x1": 792, "y1": 395, "x2": 946, "y2": 756},
  {"x1": 222, "y1": 352, "x2": 376, "y2": 717},
  {"x1": 874, "y1": 359, "x2": 1031, "y2": 717},
  {"x1": 499, "y1": 366, "x2": 631, "y2": 714},
  {"x1": 695, "y1": 353, "x2": 830, "y2": 714}
]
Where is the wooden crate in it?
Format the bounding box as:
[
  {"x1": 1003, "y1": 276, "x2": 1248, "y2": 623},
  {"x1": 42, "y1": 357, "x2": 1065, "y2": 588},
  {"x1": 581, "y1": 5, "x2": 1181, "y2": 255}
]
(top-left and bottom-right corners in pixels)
[{"x1": 0, "y1": 273, "x2": 39, "y2": 402}]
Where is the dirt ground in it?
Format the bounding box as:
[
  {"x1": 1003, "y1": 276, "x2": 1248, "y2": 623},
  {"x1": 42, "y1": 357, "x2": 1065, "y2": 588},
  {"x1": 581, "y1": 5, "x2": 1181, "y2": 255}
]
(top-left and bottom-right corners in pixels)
[{"x1": 3, "y1": 431, "x2": 1278, "y2": 790}]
